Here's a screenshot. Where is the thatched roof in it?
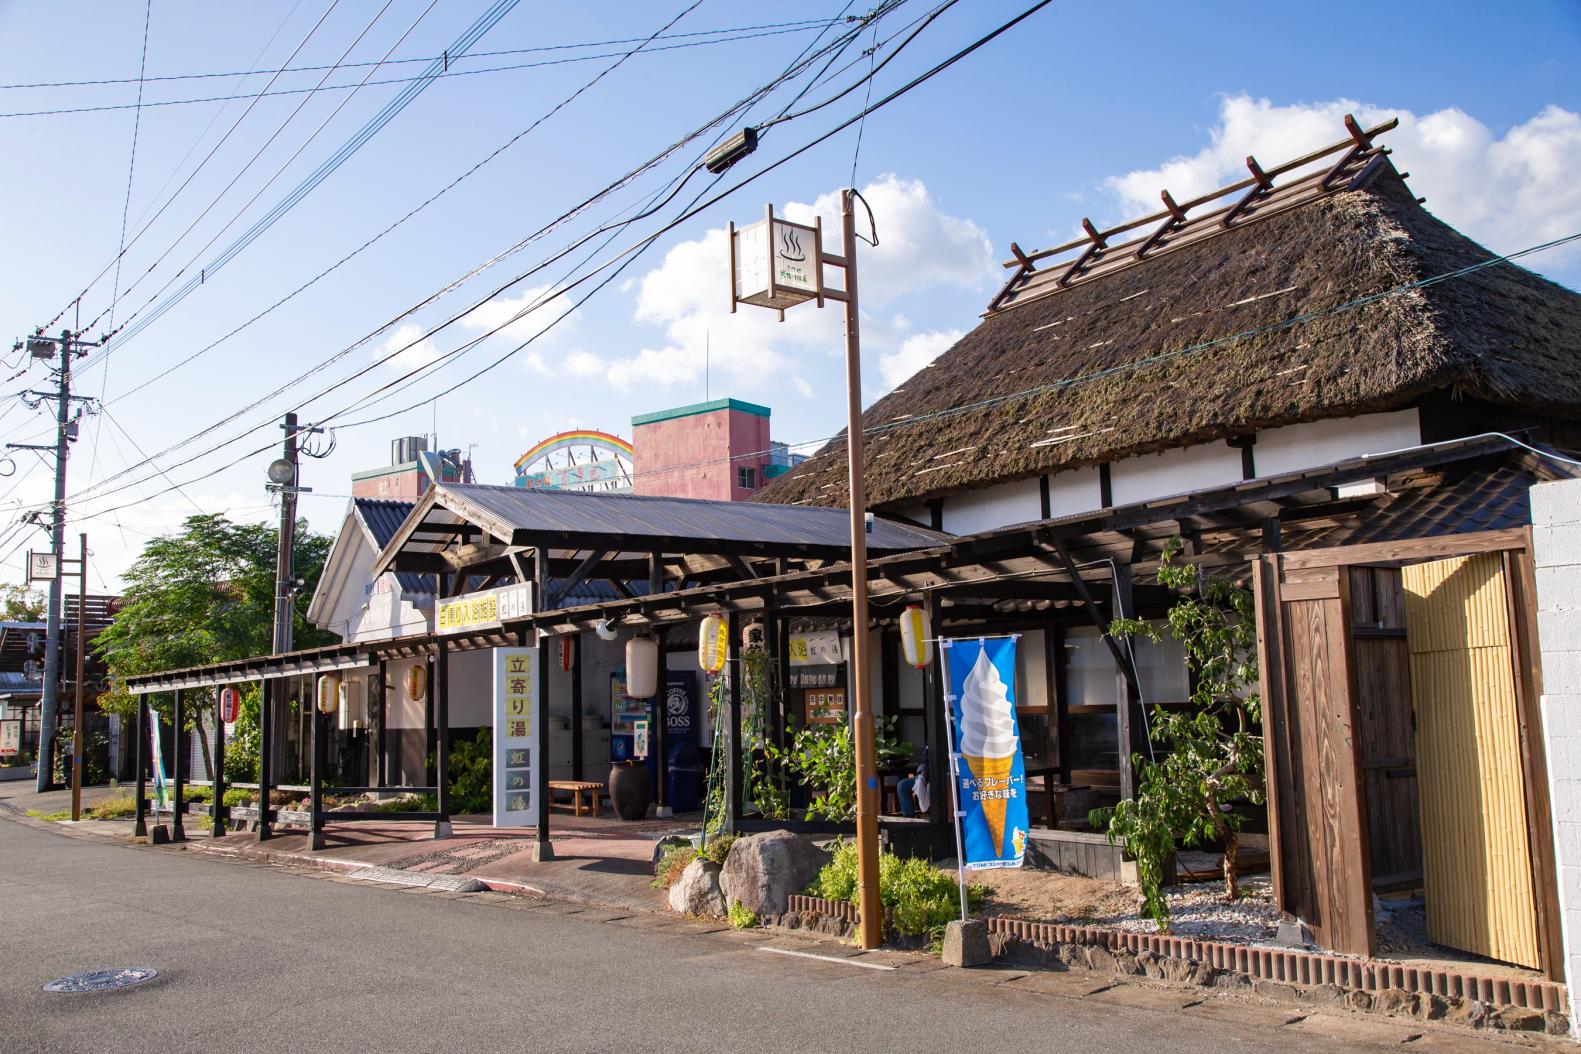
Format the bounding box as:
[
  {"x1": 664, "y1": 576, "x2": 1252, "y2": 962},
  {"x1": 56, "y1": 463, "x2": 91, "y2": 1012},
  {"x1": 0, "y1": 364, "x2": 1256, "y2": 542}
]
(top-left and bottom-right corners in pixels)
[{"x1": 758, "y1": 139, "x2": 1581, "y2": 510}]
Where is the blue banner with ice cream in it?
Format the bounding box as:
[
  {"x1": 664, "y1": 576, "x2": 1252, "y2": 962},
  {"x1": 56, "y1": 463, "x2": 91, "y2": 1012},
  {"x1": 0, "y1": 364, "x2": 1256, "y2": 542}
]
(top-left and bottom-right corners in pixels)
[{"x1": 943, "y1": 637, "x2": 1028, "y2": 870}]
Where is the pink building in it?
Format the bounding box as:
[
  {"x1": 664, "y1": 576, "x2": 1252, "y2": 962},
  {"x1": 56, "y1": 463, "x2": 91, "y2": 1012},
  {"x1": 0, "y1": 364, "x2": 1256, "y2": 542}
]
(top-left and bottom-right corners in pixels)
[
  {"x1": 631, "y1": 398, "x2": 782, "y2": 501},
  {"x1": 351, "y1": 436, "x2": 472, "y2": 500}
]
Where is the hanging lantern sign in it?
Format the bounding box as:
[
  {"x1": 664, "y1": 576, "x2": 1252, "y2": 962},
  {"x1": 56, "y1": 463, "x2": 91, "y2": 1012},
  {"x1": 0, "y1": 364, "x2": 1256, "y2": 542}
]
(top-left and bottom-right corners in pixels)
[
  {"x1": 899, "y1": 605, "x2": 933, "y2": 669},
  {"x1": 218, "y1": 686, "x2": 241, "y2": 724},
  {"x1": 698, "y1": 613, "x2": 727, "y2": 675},
  {"x1": 729, "y1": 204, "x2": 823, "y2": 314},
  {"x1": 559, "y1": 635, "x2": 576, "y2": 673},
  {"x1": 316, "y1": 674, "x2": 341, "y2": 716},
  {"x1": 407, "y1": 663, "x2": 427, "y2": 702},
  {"x1": 626, "y1": 635, "x2": 659, "y2": 699}
]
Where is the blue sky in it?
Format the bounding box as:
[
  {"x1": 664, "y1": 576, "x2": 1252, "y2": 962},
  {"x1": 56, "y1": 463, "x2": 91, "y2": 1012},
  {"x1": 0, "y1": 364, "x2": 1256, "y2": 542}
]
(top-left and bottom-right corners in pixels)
[{"x1": 0, "y1": 0, "x2": 1578, "y2": 589}]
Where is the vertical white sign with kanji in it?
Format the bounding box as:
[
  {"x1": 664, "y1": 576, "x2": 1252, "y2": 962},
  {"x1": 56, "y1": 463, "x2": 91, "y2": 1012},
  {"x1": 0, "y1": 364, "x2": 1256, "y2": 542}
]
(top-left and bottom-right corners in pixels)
[{"x1": 492, "y1": 647, "x2": 538, "y2": 828}]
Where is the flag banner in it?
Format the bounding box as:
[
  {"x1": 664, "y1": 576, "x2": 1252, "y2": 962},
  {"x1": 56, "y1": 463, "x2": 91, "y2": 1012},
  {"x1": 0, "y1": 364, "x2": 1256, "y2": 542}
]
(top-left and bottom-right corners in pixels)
[{"x1": 943, "y1": 637, "x2": 1028, "y2": 870}]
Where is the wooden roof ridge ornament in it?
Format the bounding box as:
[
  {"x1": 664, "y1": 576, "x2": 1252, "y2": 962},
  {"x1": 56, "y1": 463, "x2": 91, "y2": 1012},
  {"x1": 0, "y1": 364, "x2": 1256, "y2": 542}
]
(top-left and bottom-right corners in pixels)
[
  {"x1": 986, "y1": 114, "x2": 1401, "y2": 315},
  {"x1": 726, "y1": 192, "x2": 883, "y2": 953}
]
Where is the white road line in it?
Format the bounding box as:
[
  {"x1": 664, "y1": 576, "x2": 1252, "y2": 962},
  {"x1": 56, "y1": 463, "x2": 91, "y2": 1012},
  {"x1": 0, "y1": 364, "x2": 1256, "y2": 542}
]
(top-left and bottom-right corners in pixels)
[{"x1": 757, "y1": 946, "x2": 897, "y2": 971}]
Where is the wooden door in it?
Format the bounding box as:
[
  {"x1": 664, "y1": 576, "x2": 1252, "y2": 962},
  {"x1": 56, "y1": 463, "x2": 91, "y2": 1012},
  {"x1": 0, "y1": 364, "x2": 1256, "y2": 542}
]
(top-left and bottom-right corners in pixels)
[
  {"x1": 1255, "y1": 557, "x2": 1375, "y2": 956},
  {"x1": 1348, "y1": 568, "x2": 1423, "y2": 890},
  {"x1": 1403, "y1": 554, "x2": 1540, "y2": 970}
]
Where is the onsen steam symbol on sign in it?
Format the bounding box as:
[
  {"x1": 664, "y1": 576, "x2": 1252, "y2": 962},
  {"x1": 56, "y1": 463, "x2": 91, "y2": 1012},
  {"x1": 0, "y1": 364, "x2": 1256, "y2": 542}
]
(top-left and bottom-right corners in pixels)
[{"x1": 778, "y1": 227, "x2": 806, "y2": 262}]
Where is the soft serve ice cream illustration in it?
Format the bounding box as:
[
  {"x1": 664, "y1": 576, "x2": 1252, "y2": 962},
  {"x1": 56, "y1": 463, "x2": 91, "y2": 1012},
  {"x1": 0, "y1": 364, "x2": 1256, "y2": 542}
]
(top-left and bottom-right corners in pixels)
[{"x1": 959, "y1": 648, "x2": 1019, "y2": 857}]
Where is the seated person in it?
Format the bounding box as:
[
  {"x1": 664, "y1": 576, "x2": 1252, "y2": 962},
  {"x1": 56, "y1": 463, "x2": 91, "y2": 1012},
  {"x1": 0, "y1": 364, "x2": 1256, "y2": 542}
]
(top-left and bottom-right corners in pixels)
[{"x1": 895, "y1": 745, "x2": 929, "y2": 818}]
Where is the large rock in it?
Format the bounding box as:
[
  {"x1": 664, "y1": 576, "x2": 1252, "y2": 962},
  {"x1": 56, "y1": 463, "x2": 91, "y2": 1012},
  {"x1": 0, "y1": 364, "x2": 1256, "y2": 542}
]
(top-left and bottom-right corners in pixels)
[
  {"x1": 718, "y1": 831, "x2": 828, "y2": 917},
  {"x1": 668, "y1": 858, "x2": 726, "y2": 917}
]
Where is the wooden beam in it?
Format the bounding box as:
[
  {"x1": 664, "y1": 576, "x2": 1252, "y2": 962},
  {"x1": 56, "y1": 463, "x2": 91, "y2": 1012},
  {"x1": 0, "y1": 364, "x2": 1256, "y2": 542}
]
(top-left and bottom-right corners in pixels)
[
  {"x1": 1275, "y1": 527, "x2": 1528, "y2": 570},
  {"x1": 547, "y1": 550, "x2": 610, "y2": 610}
]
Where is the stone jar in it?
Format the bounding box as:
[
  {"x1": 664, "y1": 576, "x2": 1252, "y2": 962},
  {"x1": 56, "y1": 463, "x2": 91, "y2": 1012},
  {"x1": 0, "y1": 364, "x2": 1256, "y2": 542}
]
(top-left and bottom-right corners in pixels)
[{"x1": 609, "y1": 761, "x2": 652, "y2": 821}]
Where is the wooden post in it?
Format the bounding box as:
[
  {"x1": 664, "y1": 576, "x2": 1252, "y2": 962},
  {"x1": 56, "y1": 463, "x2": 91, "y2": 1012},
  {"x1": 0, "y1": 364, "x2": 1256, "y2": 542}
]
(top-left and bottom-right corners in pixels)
[
  {"x1": 571, "y1": 633, "x2": 584, "y2": 781},
  {"x1": 69, "y1": 534, "x2": 86, "y2": 821},
  {"x1": 532, "y1": 548, "x2": 554, "y2": 862},
  {"x1": 133, "y1": 693, "x2": 148, "y2": 839},
  {"x1": 212, "y1": 689, "x2": 227, "y2": 837},
  {"x1": 309, "y1": 684, "x2": 325, "y2": 850},
  {"x1": 171, "y1": 689, "x2": 186, "y2": 842},
  {"x1": 650, "y1": 553, "x2": 669, "y2": 816},
  {"x1": 376, "y1": 657, "x2": 388, "y2": 788},
  {"x1": 764, "y1": 603, "x2": 786, "y2": 800},
  {"x1": 435, "y1": 639, "x2": 451, "y2": 838},
  {"x1": 1112, "y1": 564, "x2": 1143, "y2": 800},
  {"x1": 925, "y1": 589, "x2": 951, "y2": 828},
  {"x1": 257, "y1": 677, "x2": 274, "y2": 841},
  {"x1": 837, "y1": 188, "x2": 882, "y2": 951},
  {"x1": 424, "y1": 656, "x2": 437, "y2": 789},
  {"x1": 726, "y1": 610, "x2": 743, "y2": 833}
]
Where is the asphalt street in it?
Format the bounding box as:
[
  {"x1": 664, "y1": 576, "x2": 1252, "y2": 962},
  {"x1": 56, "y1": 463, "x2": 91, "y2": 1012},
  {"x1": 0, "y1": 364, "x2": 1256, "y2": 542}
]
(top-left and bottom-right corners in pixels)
[{"x1": 0, "y1": 813, "x2": 1533, "y2": 1054}]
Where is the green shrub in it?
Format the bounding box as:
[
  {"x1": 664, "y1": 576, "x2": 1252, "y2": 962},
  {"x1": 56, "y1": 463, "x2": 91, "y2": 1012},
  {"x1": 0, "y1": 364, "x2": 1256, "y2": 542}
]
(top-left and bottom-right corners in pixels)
[
  {"x1": 697, "y1": 834, "x2": 735, "y2": 867},
  {"x1": 807, "y1": 839, "x2": 985, "y2": 939},
  {"x1": 222, "y1": 788, "x2": 253, "y2": 808},
  {"x1": 653, "y1": 843, "x2": 697, "y2": 888},
  {"x1": 728, "y1": 901, "x2": 759, "y2": 929},
  {"x1": 427, "y1": 729, "x2": 491, "y2": 814},
  {"x1": 88, "y1": 794, "x2": 137, "y2": 819},
  {"x1": 185, "y1": 785, "x2": 213, "y2": 803}
]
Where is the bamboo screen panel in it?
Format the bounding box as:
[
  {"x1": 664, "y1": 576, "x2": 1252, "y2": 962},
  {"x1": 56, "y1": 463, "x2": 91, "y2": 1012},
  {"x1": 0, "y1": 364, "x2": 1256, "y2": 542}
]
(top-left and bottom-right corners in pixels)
[{"x1": 1403, "y1": 554, "x2": 1539, "y2": 970}]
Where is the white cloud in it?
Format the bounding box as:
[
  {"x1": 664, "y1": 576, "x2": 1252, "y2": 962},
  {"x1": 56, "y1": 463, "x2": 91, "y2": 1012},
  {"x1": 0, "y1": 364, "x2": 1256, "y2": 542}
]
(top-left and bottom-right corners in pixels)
[
  {"x1": 562, "y1": 349, "x2": 605, "y2": 377},
  {"x1": 611, "y1": 175, "x2": 994, "y2": 395},
  {"x1": 461, "y1": 284, "x2": 582, "y2": 347},
  {"x1": 373, "y1": 322, "x2": 441, "y2": 371},
  {"x1": 879, "y1": 328, "x2": 963, "y2": 389},
  {"x1": 1102, "y1": 95, "x2": 1581, "y2": 265}
]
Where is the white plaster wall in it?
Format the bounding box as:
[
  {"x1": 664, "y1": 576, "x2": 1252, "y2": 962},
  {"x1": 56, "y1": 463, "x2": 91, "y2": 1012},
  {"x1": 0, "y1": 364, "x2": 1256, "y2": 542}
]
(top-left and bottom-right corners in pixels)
[
  {"x1": 1253, "y1": 409, "x2": 1421, "y2": 478},
  {"x1": 940, "y1": 477, "x2": 1043, "y2": 535},
  {"x1": 1528, "y1": 476, "x2": 1581, "y2": 1037},
  {"x1": 1110, "y1": 442, "x2": 1244, "y2": 507},
  {"x1": 1047, "y1": 465, "x2": 1103, "y2": 517},
  {"x1": 385, "y1": 655, "x2": 427, "y2": 730}
]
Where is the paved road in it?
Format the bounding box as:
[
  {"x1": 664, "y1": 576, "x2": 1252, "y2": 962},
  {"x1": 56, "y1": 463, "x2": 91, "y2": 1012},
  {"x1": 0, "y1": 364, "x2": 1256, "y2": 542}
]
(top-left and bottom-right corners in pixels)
[{"x1": 0, "y1": 814, "x2": 1531, "y2": 1054}]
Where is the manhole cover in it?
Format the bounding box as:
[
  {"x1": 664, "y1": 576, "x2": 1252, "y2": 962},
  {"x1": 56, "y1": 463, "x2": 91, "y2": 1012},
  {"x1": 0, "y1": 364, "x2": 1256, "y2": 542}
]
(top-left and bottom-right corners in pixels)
[{"x1": 43, "y1": 968, "x2": 158, "y2": 993}]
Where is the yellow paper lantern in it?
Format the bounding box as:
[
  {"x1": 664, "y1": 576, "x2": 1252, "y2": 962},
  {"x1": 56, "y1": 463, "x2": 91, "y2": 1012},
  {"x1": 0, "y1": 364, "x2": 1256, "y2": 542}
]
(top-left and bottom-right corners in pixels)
[
  {"x1": 698, "y1": 613, "x2": 727, "y2": 675},
  {"x1": 316, "y1": 674, "x2": 341, "y2": 716},
  {"x1": 898, "y1": 604, "x2": 932, "y2": 669},
  {"x1": 406, "y1": 663, "x2": 427, "y2": 702}
]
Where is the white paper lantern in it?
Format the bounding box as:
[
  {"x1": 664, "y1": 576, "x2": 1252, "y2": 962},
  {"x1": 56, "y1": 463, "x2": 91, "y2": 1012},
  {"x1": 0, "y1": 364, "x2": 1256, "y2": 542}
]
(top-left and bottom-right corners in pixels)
[
  {"x1": 626, "y1": 635, "x2": 659, "y2": 699},
  {"x1": 899, "y1": 604, "x2": 932, "y2": 669},
  {"x1": 316, "y1": 674, "x2": 341, "y2": 716},
  {"x1": 698, "y1": 613, "x2": 727, "y2": 675}
]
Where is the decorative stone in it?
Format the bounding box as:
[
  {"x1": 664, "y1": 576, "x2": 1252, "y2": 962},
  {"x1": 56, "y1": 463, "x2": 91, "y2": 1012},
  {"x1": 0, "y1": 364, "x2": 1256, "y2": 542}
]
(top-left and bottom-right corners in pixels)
[
  {"x1": 943, "y1": 919, "x2": 991, "y2": 967},
  {"x1": 668, "y1": 858, "x2": 726, "y2": 917},
  {"x1": 718, "y1": 831, "x2": 827, "y2": 917}
]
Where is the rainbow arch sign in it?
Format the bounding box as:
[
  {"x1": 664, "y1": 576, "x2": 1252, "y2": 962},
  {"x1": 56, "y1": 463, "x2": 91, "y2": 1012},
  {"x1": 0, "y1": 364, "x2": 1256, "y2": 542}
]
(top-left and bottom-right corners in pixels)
[{"x1": 513, "y1": 430, "x2": 635, "y2": 492}]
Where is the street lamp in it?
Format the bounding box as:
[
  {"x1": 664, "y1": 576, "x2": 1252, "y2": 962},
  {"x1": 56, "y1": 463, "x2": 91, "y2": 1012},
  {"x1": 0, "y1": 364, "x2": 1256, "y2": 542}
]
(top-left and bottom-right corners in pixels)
[{"x1": 726, "y1": 191, "x2": 883, "y2": 950}]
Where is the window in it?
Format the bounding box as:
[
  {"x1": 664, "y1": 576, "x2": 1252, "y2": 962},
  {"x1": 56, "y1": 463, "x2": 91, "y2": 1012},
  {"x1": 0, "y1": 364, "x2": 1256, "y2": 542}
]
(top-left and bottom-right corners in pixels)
[{"x1": 737, "y1": 466, "x2": 757, "y2": 490}]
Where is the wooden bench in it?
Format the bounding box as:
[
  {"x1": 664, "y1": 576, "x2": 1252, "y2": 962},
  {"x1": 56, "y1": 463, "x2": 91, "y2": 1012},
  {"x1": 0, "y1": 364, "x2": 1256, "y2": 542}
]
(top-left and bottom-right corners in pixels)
[{"x1": 547, "y1": 780, "x2": 604, "y2": 817}]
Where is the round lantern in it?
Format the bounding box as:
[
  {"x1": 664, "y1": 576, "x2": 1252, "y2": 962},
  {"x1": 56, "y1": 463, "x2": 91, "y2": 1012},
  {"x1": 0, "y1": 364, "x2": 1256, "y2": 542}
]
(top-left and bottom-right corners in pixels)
[
  {"x1": 558, "y1": 635, "x2": 576, "y2": 673},
  {"x1": 218, "y1": 686, "x2": 241, "y2": 723},
  {"x1": 626, "y1": 635, "x2": 659, "y2": 699},
  {"x1": 898, "y1": 604, "x2": 932, "y2": 669},
  {"x1": 316, "y1": 674, "x2": 341, "y2": 716},
  {"x1": 406, "y1": 663, "x2": 427, "y2": 702},
  {"x1": 698, "y1": 613, "x2": 727, "y2": 675}
]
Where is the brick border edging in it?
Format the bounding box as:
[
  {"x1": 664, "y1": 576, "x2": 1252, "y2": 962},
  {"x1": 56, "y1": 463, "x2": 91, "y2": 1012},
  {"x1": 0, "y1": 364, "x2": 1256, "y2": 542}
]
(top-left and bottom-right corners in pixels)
[{"x1": 786, "y1": 894, "x2": 1566, "y2": 1017}]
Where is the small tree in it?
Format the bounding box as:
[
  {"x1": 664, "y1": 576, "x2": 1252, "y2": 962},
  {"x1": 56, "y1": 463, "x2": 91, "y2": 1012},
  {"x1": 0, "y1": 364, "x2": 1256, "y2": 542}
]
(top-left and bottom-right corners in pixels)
[
  {"x1": 94, "y1": 514, "x2": 337, "y2": 779},
  {"x1": 0, "y1": 584, "x2": 46, "y2": 621},
  {"x1": 1094, "y1": 540, "x2": 1264, "y2": 929}
]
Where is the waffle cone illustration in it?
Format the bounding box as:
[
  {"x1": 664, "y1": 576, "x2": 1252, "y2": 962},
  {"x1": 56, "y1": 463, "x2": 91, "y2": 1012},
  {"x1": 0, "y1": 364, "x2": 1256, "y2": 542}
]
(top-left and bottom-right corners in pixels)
[
  {"x1": 966, "y1": 752, "x2": 1016, "y2": 856},
  {"x1": 959, "y1": 648, "x2": 1018, "y2": 859}
]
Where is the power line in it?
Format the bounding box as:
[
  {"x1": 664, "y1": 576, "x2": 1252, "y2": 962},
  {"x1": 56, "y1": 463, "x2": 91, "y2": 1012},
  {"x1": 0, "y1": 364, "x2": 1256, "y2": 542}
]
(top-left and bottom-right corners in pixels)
[
  {"x1": 0, "y1": 18, "x2": 838, "y2": 90},
  {"x1": 82, "y1": 0, "x2": 526, "y2": 355},
  {"x1": 78, "y1": 0, "x2": 433, "y2": 339},
  {"x1": 105, "y1": 0, "x2": 154, "y2": 333},
  {"x1": 51, "y1": 6, "x2": 896, "y2": 489},
  {"x1": 36, "y1": 0, "x2": 350, "y2": 333}
]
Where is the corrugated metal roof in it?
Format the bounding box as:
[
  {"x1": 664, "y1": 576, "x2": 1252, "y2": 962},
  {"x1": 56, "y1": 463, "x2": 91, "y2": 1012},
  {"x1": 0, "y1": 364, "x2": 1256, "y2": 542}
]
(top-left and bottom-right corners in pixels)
[
  {"x1": 430, "y1": 483, "x2": 947, "y2": 552},
  {"x1": 353, "y1": 499, "x2": 431, "y2": 595}
]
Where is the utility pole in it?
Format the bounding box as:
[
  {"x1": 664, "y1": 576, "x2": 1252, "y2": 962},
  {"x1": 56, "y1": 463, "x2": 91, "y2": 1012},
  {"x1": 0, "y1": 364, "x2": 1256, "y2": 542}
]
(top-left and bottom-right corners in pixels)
[
  {"x1": 725, "y1": 188, "x2": 881, "y2": 948},
  {"x1": 68, "y1": 534, "x2": 88, "y2": 820},
  {"x1": 270, "y1": 413, "x2": 301, "y2": 656},
  {"x1": 10, "y1": 328, "x2": 93, "y2": 793}
]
